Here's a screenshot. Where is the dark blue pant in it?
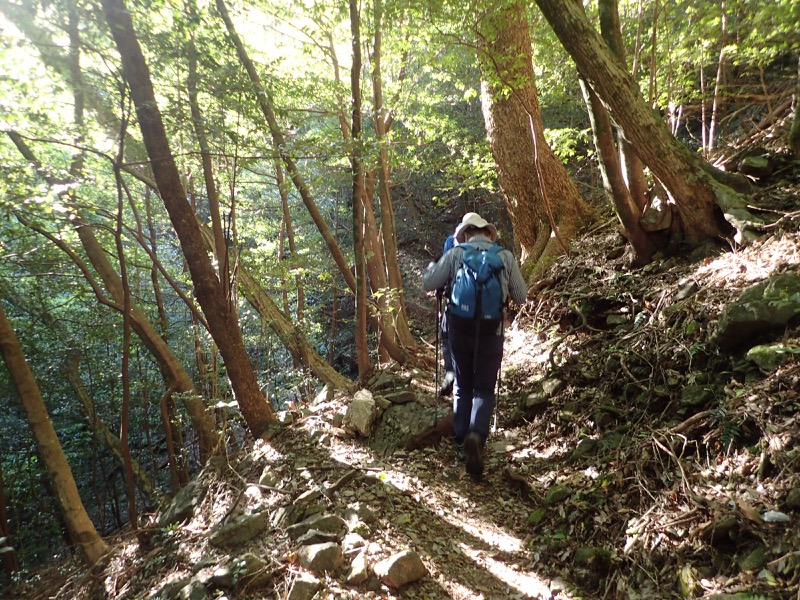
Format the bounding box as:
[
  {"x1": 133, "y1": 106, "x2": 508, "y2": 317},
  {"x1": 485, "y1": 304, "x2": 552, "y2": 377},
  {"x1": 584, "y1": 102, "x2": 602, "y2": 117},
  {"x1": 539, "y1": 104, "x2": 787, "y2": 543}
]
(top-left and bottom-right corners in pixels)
[{"x1": 448, "y1": 315, "x2": 504, "y2": 444}]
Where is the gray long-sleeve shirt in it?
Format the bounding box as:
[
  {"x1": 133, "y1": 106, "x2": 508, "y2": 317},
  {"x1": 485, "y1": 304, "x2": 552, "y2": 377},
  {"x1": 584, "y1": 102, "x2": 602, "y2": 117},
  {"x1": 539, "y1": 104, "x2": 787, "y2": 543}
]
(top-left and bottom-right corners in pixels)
[{"x1": 422, "y1": 235, "x2": 528, "y2": 307}]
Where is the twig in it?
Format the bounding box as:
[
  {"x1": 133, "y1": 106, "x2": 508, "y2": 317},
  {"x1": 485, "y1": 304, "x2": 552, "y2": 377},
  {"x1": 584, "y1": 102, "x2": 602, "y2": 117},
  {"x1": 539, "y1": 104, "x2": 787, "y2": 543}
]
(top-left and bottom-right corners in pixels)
[{"x1": 669, "y1": 410, "x2": 712, "y2": 435}]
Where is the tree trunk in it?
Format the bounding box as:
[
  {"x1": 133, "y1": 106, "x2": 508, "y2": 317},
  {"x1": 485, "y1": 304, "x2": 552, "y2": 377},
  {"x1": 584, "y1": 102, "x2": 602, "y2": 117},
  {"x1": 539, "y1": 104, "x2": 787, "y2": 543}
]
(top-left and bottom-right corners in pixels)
[
  {"x1": 215, "y1": 0, "x2": 356, "y2": 295},
  {"x1": 371, "y1": 0, "x2": 416, "y2": 351},
  {"x1": 187, "y1": 6, "x2": 230, "y2": 299},
  {"x1": 0, "y1": 459, "x2": 20, "y2": 574},
  {"x1": 708, "y1": 3, "x2": 728, "y2": 154},
  {"x1": 598, "y1": 0, "x2": 648, "y2": 211},
  {"x1": 350, "y1": 0, "x2": 372, "y2": 380},
  {"x1": 790, "y1": 53, "x2": 800, "y2": 157},
  {"x1": 579, "y1": 78, "x2": 656, "y2": 264},
  {"x1": 0, "y1": 303, "x2": 108, "y2": 566},
  {"x1": 103, "y1": 0, "x2": 274, "y2": 436},
  {"x1": 112, "y1": 173, "x2": 139, "y2": 529},
  {"x1": 222, "y1": 231, "x2": 353, "y2": 391},
  {"x1": 478, "y1": 1, "x2": 591, "y2": 278},
  {"x1": 534, "y1": 0, "x2": 761, "y2": 245}
]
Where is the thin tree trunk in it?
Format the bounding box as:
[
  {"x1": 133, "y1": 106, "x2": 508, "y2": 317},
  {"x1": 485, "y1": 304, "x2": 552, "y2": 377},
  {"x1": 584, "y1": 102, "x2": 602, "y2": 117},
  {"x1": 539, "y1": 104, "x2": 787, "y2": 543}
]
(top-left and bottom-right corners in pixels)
[
  {"x1": 0, "y1": 460, "x2": 20, "y2": 574},
  {"x1": 0, "y1": 303, "x2": 108, "y2": 566},
  {"x1": 362, "y1": 171, "x2": 394, "y2": 362},
  {"x1": 187, "y1": 4, "x2": 230, "y2": 298},
  {"x1": 61, "y1": 351, "x2": 161, "y2": 500},
  {"x1": 647, "y1": 0, "x2": 659, "y2": 105},
  {"x1": 103, "y1": 0, "x2": 274, "y2": 436},
  {"x1": 708, "y1": 2, "x2": 727, "y2": 152},
  {"x1": 143, "y1": 189, "x2": 170, "y2": 340},
  {"x1": 215, "y1": 0, "x2": 356, "y2": 295},
  {"x1": 350, "y1": 0, "x2": 372, "y2": 380},
  {"x1": 112, "y1": 154, "x2": 139, "y2": 530},
  {"x1": 371, "y1": 0, "x2": 415, "y2": 351},
  {"x1": 789, "y1": 54, "x2": 800, "y2": 156}
]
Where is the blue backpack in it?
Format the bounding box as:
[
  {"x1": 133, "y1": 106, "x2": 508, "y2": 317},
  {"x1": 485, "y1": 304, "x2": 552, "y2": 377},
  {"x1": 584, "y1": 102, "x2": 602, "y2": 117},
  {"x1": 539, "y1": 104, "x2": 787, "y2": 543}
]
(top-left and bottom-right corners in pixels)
[{"x1": 449, "y1": 243, "x2": 505, "y2": 320}]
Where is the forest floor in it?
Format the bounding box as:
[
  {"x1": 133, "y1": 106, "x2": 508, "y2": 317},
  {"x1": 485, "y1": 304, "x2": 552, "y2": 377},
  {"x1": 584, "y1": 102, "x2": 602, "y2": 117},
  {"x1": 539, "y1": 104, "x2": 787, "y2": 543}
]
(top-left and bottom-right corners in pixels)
[{"x1": 7, "y1": 171, "x2": 800, "y2": 599}]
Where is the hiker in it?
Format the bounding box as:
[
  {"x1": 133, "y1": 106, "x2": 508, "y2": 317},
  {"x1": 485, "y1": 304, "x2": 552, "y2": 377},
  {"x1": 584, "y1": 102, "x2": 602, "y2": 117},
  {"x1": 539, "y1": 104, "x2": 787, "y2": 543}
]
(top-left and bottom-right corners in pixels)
[
  {"x1": 422, "y1": 212, "x2": 527, "y2": 479},
  {"x1": 437, "y1": 229, "x2": 457, "y2": 396}
]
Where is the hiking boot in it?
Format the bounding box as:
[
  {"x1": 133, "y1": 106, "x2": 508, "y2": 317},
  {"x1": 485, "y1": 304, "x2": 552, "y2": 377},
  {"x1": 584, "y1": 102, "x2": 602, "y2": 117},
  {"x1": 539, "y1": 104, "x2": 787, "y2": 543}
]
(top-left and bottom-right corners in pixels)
[
  {"x1": 439, "y1": 371, "x2": 454, "y2": 397},
  {"x1": 463, "y1": 433, "x2": 484, "y2": 479}
]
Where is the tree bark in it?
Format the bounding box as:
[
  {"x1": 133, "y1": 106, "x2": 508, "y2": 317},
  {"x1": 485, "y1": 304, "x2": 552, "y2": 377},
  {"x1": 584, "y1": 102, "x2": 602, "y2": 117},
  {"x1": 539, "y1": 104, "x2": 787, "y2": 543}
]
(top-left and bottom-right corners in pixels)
[
  {"x1": 103, "y1": 0, "x2": 274, "y2": 436},
  {"x1": 0, "y1": 303, "x2": 108, "y2": 566},
  {"x1": 579, "y1": 78, "x2": 656, "y2": 264},
  {"x1": 478, "y1": 1, "x2": 591, "y2": 278},
  {"x1": 790, "y1": 53, "x2": 800, "y2": 157},
  {"x1": 350, "y1": 0, "x2": 372, "y2": 380},
  {"x1": 534, "y1": 0, "x2": 761, "y2": 245},
  {"x1": 598, "y1": 0, "x2": 648, "y2": 211},
  {"x1": 371, "y1": 0, "x2": 416, "y2": 351},
  {"x1": 0, "y1": 459, "x2": 20, "y2": 574}
]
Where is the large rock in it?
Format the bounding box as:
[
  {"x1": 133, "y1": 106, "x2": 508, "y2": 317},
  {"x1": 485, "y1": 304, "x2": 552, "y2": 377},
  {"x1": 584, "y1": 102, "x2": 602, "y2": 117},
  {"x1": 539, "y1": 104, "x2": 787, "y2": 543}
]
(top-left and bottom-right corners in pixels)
[
  {"x1": 712, "y1": 274, "x2": 800, "y2": 350},
  {"x1": 373, "y1": 549, "x2": 428, "y2": 588},
  {"x1": 346, "y1": 551, "x2": 370, "y2": 585},
  {"x1": 344, "y1": 390, "x2": 379, "y2": 437},
  {"x1": 158, "y1": 480, "x2": 205, "y2": 527},
  {"x1": 371, "y1": 402, "x2": 442, "y2": 455},
  {"x1": 286, "y1": 513, "x2": 347, "y2": 541},
  {"x1": 209, "y1": 511, "x2": 270, "y2": 547},
  {"x1": 296, "y1": 542, "x2": 344, "y2": 574},
  {"x1": 287, "y1": 573, "x2": 321, "y2": 600}
]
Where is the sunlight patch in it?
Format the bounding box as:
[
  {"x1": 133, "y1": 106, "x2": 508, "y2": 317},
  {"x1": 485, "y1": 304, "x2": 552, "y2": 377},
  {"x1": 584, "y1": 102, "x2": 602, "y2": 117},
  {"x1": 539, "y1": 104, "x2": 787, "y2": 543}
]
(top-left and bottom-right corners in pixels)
[{"x1": 458, "y1": 541, "x2": 552, "y2": 599}]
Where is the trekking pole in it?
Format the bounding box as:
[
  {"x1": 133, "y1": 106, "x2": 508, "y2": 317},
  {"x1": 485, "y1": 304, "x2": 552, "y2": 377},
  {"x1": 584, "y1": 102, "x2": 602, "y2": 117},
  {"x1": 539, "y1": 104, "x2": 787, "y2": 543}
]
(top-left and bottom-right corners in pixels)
[
  {"x1": 492, "y1": 318, "x2": 505, "y2": 434},
  {"x1": 434, "y1": 292, "x2": 441, "y2": 426},
  {"x1": 492, "y1": 361, "x2": 501, "y2": 434}
]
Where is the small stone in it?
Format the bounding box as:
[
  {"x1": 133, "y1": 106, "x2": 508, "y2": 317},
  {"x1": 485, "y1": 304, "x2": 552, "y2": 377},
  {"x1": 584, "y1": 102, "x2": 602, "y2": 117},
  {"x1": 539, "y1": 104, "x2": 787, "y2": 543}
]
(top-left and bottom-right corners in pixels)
[
  {"x1": 678, "y1": 564, "x2": 702, "y2": 598},
  {"x1": 286, "y1": 513, "x2": 347, "y2": 541},
  {"x1": 295, "y1": 529, "x2": 342, "y2": 546},
  {"x1": 544, "y1": 485, "x2": 572, "y2": 505},
  {"x1": 738, "y1": 545, "x2": 768, "y2": 571},
  {"x1": 785, "y1": 487, "x2": 800, "y2": 510},
  {"x1": 277, "y1": 410, "x2": 294, "y2": 425},
  {"x1": 382, "y1": 389, "x2": 417, "y2": 404},
  {"x1": 680, "y1": 385, "x2": 714, "y2": 407},
  {"x1": 287, "y1": 572, "x2": 321, "y2": 600},
  {"x1": 177, "y1": 580, "x2": 209, "y2": 600},
  {"x1": 209, "y1": 511, "x2": 270, "y2": 547},
  {"x1": 527, "y1": 507, "x2": 547, "y2": 525},
  {"x1": 344, "y1": 502, "x2": 378, "y2": 525},
  {"x1": 346, "y1": 551, "x2": 370, "y2": 585}
]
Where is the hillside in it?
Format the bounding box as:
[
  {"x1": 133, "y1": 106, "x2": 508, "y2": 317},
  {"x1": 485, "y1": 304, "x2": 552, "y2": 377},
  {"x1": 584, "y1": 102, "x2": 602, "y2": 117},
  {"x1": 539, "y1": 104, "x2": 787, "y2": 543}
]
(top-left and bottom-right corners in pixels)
[{"x1": 6, "y1": 166, "x2": 800, "y2": 599}]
